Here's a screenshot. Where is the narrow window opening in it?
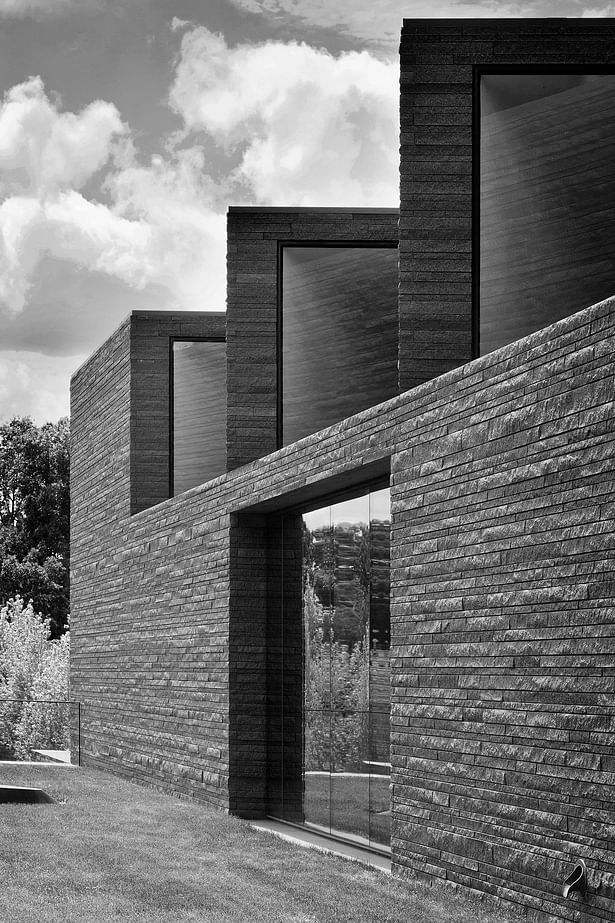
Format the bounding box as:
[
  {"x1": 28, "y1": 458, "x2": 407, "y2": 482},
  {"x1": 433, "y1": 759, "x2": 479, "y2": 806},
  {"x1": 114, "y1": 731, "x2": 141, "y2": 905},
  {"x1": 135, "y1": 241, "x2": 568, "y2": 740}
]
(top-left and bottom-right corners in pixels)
[
  {"x1": 267, "y1": 484, "x2": 391, "y2": 854},
  {"x1": 171, "y1": 339, "x2": 226, "y2": 495}
]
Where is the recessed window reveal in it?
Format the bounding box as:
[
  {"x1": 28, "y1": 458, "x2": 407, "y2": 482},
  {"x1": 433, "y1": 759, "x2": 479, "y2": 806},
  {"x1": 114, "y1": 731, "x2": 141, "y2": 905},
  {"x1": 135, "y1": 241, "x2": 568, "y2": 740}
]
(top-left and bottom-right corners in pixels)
[
  {"x1": 281, "y1": 247, "x2": 398, "y2": 445},
  {"x1": 480, "y1": 73, "x2": 615, "y2": 355},
  {"x1": 171, "y1": 340, "x2": 226, "y2": 495}
]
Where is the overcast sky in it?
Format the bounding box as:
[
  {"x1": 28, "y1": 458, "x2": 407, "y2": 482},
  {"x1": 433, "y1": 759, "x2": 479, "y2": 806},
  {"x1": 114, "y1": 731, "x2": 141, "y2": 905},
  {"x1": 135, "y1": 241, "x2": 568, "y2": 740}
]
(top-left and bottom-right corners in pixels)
[{"x1": 0, "y1": 0, "x2": 611, "y2": 423}]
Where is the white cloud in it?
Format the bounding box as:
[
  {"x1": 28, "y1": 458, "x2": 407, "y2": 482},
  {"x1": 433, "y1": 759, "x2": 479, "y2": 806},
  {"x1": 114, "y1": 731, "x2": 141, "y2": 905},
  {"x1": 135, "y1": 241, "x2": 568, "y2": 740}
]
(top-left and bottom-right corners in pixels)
[
  {"x1": 0, "y1": 76, "x2": 126, "y2": 197},
  {"x1": 170, "y1": 28, "x2": 399, "y2": 206},
  {"x1": 0, "y1": 350, "x2": 82, "y2": 423},
  {"x1": 0, "y1": 192, "x2": 159, "y2": 312},
  {"x1": 226, "y1": 0, "x2": 536, "y2": 47},
  {"x1": 0, "y1": 32, "x2": 399, "y2": 322},
  {"x1": 0, "y1": 0, "x2": 97, "y2": 16},
  {"x1": 170, "y1": 15, "x2": 192, "y2": 32},
  {"x1": 105, "y1": 147, "x2": 227, "y2": 309},
  {"x1": 0, "y1": 77, "x2": 227, "y2": 313}
]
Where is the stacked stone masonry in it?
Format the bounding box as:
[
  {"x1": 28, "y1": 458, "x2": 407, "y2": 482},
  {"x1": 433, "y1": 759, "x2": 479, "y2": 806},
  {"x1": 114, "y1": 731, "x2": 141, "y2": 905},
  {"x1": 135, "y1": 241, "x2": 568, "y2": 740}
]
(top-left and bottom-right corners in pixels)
[{"x1": 71, "y1": 297, "x2": 615, "y2": 921}]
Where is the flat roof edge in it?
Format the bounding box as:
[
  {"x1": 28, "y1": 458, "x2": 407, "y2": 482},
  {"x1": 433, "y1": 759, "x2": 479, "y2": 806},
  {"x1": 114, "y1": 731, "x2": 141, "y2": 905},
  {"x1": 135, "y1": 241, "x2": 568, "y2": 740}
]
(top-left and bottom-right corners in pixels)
[
  {"x1": 402, "y1": 17, "x2": 615, "y2": 24},
  {"x1": 129, "y1": 309, "x2": 226, "y2": 318},
  {"x1": 227, "y1": 206, "x2": 399, "y2": 214}
]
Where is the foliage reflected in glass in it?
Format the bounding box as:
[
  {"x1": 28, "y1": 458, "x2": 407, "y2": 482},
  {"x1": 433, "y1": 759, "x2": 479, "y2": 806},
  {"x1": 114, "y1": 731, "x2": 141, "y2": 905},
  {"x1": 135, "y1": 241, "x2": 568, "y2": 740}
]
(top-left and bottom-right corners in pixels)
[{"x1": 283, "y1": 487, "x2": 391, "y2": 850}]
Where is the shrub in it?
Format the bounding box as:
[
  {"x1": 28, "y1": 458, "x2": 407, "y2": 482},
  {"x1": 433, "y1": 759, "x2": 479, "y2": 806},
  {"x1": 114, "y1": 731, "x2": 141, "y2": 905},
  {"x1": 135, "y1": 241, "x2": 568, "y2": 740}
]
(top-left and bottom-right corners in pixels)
[{"x1": 0, "y1": 597, "x2": 69, "y2": 759}]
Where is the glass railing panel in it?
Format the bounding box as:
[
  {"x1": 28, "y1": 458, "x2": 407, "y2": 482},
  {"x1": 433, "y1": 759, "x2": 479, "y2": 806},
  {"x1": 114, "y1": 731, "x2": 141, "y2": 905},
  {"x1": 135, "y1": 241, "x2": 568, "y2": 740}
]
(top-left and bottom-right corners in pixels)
[
  {"x1": 368, "y1": 706, "x2": 391, "y2": 849},
  {"x1": 304, "y1": 708, "x2": 331, "y2": 834},
  {"x1": 330, "y1": 708, "x2": 370, "y2": 843}
]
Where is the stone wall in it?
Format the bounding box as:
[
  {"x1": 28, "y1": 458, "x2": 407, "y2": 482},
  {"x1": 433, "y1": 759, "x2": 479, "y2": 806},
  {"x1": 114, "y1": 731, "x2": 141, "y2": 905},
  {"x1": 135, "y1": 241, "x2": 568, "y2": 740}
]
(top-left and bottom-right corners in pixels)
[
  {"x1": 70, "y1": 311, "x2": 230, "y2": 802},
  {"x1": 390, "y1": 298, "x2": 615, "y2": 921},
  {"x1": 71, "y1": 296, "x2": 614, "y2": 920}
]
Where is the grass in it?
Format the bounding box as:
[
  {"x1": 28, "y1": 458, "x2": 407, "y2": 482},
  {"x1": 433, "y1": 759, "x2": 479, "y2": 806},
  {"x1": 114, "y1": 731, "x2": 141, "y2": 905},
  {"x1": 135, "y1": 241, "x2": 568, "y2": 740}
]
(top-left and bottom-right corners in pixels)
[{"x1": 0, "y1": 763, "x2": 523, "y2": 923}]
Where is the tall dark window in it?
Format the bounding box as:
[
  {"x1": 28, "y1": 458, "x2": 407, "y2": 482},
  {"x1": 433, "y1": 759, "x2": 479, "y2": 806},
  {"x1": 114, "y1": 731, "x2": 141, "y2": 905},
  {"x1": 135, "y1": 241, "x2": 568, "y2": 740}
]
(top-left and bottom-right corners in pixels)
[
  {"x1": 171, "y1": 339, "x2": 226, "y2": 495},
  {"x1": 281, "y1": 246, "x2": 398, "y2": 445},
  {"x1": 267, "y1": 486, "x2": 391, "y2": 853},
  {"x1": 479, "y1": 72, "x2": 615, "y2": 355}
]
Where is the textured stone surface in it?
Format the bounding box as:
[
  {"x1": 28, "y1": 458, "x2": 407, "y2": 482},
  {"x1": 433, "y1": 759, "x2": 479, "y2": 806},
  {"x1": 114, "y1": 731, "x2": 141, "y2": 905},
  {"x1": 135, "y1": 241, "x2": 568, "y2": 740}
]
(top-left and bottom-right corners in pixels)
[
  {"x1": 389, "y1": 298, "x2": 615, "y2": 922},
  {"x1": 72, "y1": 296, "x2": 615, "y2": 921}
]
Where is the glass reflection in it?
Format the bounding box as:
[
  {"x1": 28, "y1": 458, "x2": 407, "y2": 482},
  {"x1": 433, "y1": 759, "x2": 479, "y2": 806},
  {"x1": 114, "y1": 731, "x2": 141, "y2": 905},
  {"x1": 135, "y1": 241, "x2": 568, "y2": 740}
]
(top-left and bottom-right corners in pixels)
[
  {"x1": 297, "y1": 486, "x2": 390, "y2": 851},
  {"x1": 480, "y1": 73, "x2": 615, "y2": 355},
  {"x1": 281, "y1": 247, "x2": 398, "y2": 445},
  {"x1": 172, "y1": 340, "x2": 226, "y2": 494}
]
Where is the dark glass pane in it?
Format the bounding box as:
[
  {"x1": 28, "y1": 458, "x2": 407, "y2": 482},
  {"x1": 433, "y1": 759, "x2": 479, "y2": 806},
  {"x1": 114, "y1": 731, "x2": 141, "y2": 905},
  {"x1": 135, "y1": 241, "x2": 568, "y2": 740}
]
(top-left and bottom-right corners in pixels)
[
  {"x1": 281, "y1": 514, "x2": 304, "y2": 823},
  {"x1": 369, "y1": 488, "x2": 391, "y2": 659},
  {"x1": 303, "y1": 506, "x2": 332, "y2": 832},
  {"x1": 172, "y1": 340, "x2": 226, "y2": 494},
  {"x1": 480, "y1": 74, "x2": 615, "y2": 355},
  {"x1": 368, "y1": 709, "x2": 391, "y2": 848},
  {"x1": 329, "y1": 496, "x2": 371, "y2": 842},
  {"x1": 269, "y1": 487, "x2": 390, "y2": 853},
  {"x1": 265, "y1": 515, "x2": 285, "y2": 819},
  {"x1": 331, "y1": 711, "x2": 370, "y2": 842},
  {"x1": 304, "y1": 710, "x2": 331, "y2": 834},
  {"x1": 368, "y1": 488, "x2": 390, "y2": 848},
  {"x1": 332, "y1": 495, "x2": 370, "y2": 653},
  {"x1": 282, "y1": 247, "x2": 398, "y2": 445}
]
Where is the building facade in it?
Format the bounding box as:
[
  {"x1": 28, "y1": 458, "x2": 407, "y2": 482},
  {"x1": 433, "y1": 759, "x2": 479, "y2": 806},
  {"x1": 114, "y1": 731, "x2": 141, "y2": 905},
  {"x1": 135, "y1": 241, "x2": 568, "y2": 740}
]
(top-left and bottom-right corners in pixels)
[{"x1": 71, "y1": 20, "x2": 615, "y2": 922}]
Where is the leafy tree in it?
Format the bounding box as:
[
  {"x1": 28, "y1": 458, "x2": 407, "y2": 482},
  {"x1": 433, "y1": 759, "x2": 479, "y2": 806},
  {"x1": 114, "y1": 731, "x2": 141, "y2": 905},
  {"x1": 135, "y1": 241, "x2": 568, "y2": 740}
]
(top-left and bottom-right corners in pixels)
[
  {"x1": 0, "y1": 596, "x2": 70, "y2": 759},
  {"x1": 0, "y1": 417, "x2": 69, "y2": 636}
]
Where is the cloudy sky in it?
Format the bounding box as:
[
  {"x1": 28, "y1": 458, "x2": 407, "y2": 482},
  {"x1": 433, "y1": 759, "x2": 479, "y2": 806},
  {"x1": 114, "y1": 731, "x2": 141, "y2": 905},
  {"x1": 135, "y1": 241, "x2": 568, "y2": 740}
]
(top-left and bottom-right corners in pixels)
[{"x1": 0, "y1": 0, "x2": 611, "y2": 423}]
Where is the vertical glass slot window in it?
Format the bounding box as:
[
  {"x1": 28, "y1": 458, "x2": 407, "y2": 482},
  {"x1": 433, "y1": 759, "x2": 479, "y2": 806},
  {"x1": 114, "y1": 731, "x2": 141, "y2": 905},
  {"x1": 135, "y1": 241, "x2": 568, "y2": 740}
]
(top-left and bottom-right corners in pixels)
[
  {"x1": 172, "y1": 340, "x2": 226, "y2": 495},
  {"x1": 268, "y1": 485, "x2": 391, "y2": 853},
  {"x1": 480, "y1": 73, "x2": 615, "y2": 355},
  {"x1": 281, "y1": 246, "x2": 398, "y2": 445}
]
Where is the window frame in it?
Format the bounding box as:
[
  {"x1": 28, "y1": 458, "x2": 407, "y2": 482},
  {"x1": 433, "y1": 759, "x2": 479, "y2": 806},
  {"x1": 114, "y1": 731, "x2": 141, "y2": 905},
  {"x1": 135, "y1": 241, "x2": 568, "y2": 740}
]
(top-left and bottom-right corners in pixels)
[
  {"x1": 276, "y1": 240, "x2": 399, "y2": 449},
  {"x1": 472, "y1": 64, "x2": 615, "y2": 358},
  {"x1": 168, "y1": 335, "x2": 227, "y2": 497}
]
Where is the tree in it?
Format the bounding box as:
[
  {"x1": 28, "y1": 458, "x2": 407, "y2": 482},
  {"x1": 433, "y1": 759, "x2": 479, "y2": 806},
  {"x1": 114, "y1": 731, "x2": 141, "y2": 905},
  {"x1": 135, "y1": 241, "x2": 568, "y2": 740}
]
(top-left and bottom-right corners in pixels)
[
  {"x1": 0, "y1": 596, "x2": 70, "y2": 759},
  {"x1": 0, "y1": 417, "x2": 69, "y2": 636}
]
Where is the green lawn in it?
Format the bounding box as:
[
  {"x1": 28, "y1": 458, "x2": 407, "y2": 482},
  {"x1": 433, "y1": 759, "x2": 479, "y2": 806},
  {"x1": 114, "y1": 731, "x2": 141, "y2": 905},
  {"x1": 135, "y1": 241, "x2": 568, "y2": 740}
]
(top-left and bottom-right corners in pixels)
[{"x1": 0, "y1": 763, "x2": 522, "y2": 923}]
